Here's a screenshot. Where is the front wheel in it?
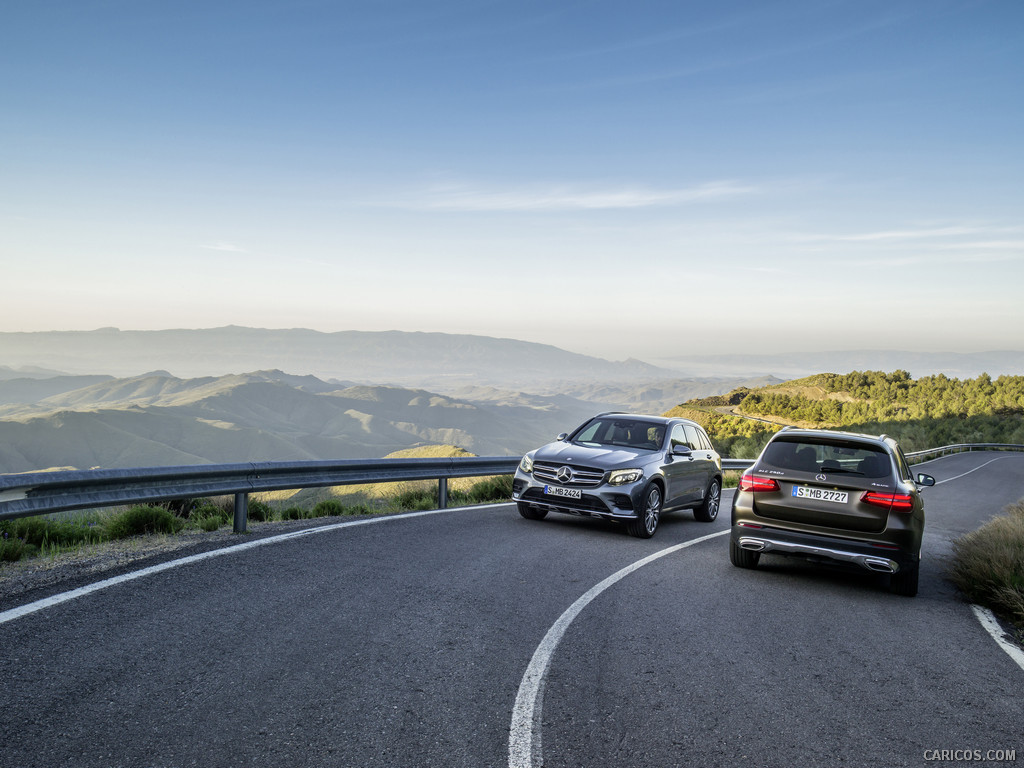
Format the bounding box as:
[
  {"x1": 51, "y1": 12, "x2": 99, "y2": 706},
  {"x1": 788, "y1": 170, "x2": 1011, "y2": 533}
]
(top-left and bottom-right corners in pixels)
[
  {"x1": 693, "y1": 479, "x2": 721, "y2": 522},
  {"x1": 517, "y1": 502, "x2": 548, "y2": 520},
  {"x1": 627, "y1": 484, "x2": 662, "y2": 538}
]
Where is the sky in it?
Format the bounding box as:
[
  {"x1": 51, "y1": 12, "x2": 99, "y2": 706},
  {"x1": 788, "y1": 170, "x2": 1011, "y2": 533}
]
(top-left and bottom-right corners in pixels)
[{"x1": 2, "y1": 0, "x2": 1022, "y2": 362}]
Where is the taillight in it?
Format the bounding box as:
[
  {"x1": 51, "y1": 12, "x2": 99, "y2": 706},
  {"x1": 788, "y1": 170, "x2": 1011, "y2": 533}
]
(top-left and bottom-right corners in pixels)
[
  {"x1": 861, "y1": 491, "x2": 914, "y2": 512},
  {"x1": 739, "y1": 473, "x2": 780, "y2": 493}
]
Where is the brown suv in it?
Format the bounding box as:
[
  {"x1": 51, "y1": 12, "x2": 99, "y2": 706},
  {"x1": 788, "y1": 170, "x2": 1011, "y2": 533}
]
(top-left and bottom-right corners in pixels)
[{"x1": 729, "y1": 428, "x2": 935, "y2": 596}]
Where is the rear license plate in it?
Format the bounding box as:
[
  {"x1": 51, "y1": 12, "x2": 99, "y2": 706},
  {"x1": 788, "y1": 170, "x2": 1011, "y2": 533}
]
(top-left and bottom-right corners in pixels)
[
  {"x1": 792, "y1": 486, "x2": 848, "y2": 504},
  {"x1": 545, "y1": 485, "x2": 582, "y2": 499}
]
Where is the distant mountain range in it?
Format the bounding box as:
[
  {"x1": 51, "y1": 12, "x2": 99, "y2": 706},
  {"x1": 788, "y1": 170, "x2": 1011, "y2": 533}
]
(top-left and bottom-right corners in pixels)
[
  {"x1": 0, "y1": 369, "x2": 778, "y2": 472},
  {"x1": 0, "y1": 327, "x2": 671, "y2": 387},
  {"x1": 1, "y1": 327, "x2": 1019, "y2": 384}
]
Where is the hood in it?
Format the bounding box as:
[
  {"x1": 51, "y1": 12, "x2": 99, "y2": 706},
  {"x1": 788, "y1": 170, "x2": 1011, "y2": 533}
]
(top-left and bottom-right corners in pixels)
[{"x1": 531, "y1": 440, "x2": 650, "y2": 469}]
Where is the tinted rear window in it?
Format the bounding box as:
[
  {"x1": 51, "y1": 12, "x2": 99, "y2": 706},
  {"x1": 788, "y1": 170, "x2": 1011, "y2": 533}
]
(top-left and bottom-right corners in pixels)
[{"x1": 760, "y1": 438, "x2": 892, "y2": 479}]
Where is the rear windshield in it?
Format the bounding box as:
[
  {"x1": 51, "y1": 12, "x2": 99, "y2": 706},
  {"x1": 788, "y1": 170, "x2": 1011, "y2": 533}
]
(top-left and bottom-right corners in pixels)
[{"x1": 760, "y1": 438, "x2": 892, "y2": 479}]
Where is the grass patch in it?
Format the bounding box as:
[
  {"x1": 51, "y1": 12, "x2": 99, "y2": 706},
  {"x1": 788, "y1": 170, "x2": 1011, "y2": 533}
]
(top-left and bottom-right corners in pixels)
[
  {"x1": 1, "y1": 512, "x2": 107, "y2": 560},
  {"x1": 951, "y1": 501, "x2": 1024, "y2": 636},
  {"x1": 0, "y1": 472, "x2": 515, "y2": 565}
]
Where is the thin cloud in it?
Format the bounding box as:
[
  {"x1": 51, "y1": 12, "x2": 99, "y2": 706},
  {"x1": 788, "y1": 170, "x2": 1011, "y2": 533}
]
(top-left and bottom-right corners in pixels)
[
  {"x1": 789, "y1": 225, "x2": 1020, "y2": 244},
  {"x1": 401, "y1": 181, "x2": 756, "y2": 212},
  {"x1": 200, "y1": 241, "x2": 248, "y2": 253}
]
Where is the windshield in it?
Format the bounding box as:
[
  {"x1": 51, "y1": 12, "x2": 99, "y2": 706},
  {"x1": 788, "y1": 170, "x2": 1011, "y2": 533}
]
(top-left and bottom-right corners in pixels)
[
  {"x1": 760, "y1": 438, "x2": 892, "y2": 479},
  {"x1": 573, "y1": 417, "x2": 665, "y2": 451}
]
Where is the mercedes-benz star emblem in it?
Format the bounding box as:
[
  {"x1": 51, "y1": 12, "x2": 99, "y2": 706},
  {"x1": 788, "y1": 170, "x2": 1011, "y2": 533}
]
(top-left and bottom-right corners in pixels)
[
  {"x1": 815, "y1": 473, "x2": 827, "y2": 482},
  {"x1": 557, "y1": 466, "x2": 573, "y2": 483}
]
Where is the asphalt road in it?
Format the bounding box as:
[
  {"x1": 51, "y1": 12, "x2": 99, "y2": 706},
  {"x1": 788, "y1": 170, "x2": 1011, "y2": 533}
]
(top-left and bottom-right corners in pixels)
[{"x1": 1, "y1": 452, "x2": 1022, "y2": 768}]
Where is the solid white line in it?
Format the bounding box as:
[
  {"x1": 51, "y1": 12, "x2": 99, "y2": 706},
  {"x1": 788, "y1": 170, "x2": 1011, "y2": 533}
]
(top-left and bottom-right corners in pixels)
[
  {"x1": 970, "y1": 604, "x2": 1024, "y2": 673},
  {"x1": 508, "y1": 529, "x2": 729, "y2": 768},
  {"x1": 0, "y1": 505, "x2": 477, "y2": 626}
]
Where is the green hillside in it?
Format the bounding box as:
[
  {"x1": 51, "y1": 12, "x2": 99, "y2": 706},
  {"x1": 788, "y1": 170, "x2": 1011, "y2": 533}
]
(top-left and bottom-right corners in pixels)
[{"x1": 666, "y1": 371, "x2": 1024, "y2": 458}]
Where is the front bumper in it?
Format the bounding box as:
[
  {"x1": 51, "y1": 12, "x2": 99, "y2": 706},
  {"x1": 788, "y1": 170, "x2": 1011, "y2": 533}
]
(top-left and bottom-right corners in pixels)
[{"x1": 512, "y1": 472, "x2": 642, "y2": 521}]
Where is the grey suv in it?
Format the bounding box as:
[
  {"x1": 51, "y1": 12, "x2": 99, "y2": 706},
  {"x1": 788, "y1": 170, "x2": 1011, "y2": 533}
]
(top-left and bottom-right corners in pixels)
[
  {"x1": 512, "y1": 413, "x2": 723, "y2": 538},
  {"x1": 730, "y1": 428, "x2": 935, "y2": 596}
]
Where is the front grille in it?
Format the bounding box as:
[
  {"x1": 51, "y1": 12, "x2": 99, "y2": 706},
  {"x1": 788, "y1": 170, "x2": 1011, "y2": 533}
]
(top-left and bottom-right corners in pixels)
[{"x1": 533, "y1": 462, "x2": 605, "y2": 487}]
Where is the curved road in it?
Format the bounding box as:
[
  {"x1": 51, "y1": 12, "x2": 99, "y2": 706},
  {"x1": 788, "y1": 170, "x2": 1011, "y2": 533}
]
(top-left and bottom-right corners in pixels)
[{"x1": 1, "y1": 452, "x2": 1022, "y2": 767}]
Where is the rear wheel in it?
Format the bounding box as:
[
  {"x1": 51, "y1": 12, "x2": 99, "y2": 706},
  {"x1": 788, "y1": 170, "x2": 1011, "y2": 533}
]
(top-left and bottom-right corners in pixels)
[
  {"x1": 693, "y1": 478, "x2": 721, "y2": 522},
  {"x1": 627, "y1": 484, "x2": 662, "y2": 538},
  {"x1": 890, "y1": 561, "x2": 919, "y2": 597},
  {"x1": 517, "y1": 502, "x2": 548, "y2": 520},
  {"x1": 729, "y1": 537, "x2": 760, "y2": 568}
]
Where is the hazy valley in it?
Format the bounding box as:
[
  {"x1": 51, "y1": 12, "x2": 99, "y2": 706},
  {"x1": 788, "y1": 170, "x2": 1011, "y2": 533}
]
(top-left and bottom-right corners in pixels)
[
  {"x1": 0, "y1": 368, "x2": 778, "y2": 473},
  {"x1": 2, "y1": 327, "x2": 1020, "y2": 474}
]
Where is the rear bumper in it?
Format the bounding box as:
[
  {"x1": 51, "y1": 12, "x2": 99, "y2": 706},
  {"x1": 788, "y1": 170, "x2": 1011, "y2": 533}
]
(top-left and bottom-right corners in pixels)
[{"x1": 731, "y1": 524, "x2": 918, "y2": 574}]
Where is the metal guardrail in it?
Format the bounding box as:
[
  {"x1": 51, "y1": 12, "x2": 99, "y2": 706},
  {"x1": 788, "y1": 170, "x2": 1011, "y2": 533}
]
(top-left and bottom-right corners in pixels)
[
  {"x1": 1, "y1": 444, "x2": 1020, "y2": 533},
  {"x1": 722, "y1": 459, "x2": 753, "y2": 471},
  {"x1": 0, "y1": 457, "x2": 520, "y2": 532},
  {"x1": 904, "y1": 443, "x2": 1024, "y2": 462}
]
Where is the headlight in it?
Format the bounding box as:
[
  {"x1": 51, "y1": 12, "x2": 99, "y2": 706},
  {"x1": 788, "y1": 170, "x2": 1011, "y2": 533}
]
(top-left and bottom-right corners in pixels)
[
  {"x1": 608, "y1": 468, "x2": 643, "y2": 486},
  {"x1": 519, "y1": 454, "x2": 534, "y2": 474}
]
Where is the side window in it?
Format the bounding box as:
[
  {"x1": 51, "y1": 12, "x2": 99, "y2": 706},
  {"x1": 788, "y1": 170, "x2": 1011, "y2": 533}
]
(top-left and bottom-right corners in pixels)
[
  {"x1": 894, "y1": 448, "x2": 914, "y2": 481},
  {"x1": 697, "y1": 428, "x2": 714, "y2": 451},
  {"x1": 670, "y1": 424, "x2": 688, "y2": 451},
  {"x1": 683, "y1": 425, "x2": 701, "y2": 450}
]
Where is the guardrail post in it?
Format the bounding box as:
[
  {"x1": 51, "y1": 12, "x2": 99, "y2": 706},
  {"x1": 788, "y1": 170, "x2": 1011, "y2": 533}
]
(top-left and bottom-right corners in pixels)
[
  {"x1": 234, "y1": 492, "x2": 248, "y2": 533},
  {"x1": 438, "y1": 477, "x2": 448, "y2": 509}
]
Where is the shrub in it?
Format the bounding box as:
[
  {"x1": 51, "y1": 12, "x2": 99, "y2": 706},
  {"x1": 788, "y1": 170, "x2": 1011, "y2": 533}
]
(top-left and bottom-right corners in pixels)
[
  {"x1": 105, "y1": 505, "x2": 185, "y2": 540},
  {"x1": 313, "y1": 499, "x2": 346, "y2": 517},
  {"x1": 0, "y1": 533, "x2": 27, "y2": 562},
  {"x1": 248, "y1": 499, "x2": 274, "y2": 522},
  {"x1": 466, "y1": 475, "x2": 513, "y2": 504},
  {"x1": 197, "y1": 516, "x2": 224, "y2": 532},
  {"x1": 393, "y1": 487, "x2": 435, "y2": 511},
  {"x1": 281, "y1": 506, "x2": 309, "y2": 521},
  {"x1": 951, "y1": 502, "x2": 1024, "y2": 632}
]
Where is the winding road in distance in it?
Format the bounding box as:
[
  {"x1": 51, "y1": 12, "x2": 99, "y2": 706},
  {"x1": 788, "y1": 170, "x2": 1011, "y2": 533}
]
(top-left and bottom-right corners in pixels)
[{"x1": 2, "y1": 452, "x2": 1022, "y2": 768}]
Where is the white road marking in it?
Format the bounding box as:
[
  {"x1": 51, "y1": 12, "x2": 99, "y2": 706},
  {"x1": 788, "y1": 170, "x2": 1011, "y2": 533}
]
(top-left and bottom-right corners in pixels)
[
  {"x1": 970, "y1": 605, "x2": 1024, "y2": 673},
  {"x1": 508, "y1": 528, "x2": 729, "y2": 768},
  {"x1": 0, "y1": 505, "x2": 480, "y2": 625},
  {"x1": 932, "y1": 456, "x2": 1010, "y2": 484}
]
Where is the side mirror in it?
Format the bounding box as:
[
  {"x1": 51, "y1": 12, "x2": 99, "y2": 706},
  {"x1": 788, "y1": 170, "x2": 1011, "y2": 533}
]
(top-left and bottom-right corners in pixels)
[
  {"x1": 916, "y1": 473, "x2": 936, "y2": 487},
  {"x1": 556, "y1": 432, "x2": 568, "y2": 442},
  {"x1": 672, "y1": 444, "x2": 692, "y2": 456}
]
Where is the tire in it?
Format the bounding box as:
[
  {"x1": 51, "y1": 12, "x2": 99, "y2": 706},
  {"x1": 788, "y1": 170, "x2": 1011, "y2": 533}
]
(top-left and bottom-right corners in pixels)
[
  {"x1": 890, "y1": 561, "x2": 919, "y2": 597},
  {"x1": 517, "y1": 502, "x2": 548, "y2": 520},
  {"x1": 729, "y1": 537, "x2": 760, "y2": 569},
  {"x1": 627, "y1": 484, "x2": 662, "y2": 539},
  {"x1": 693, "y1": 478, "x2": 721, "y2": 522}
]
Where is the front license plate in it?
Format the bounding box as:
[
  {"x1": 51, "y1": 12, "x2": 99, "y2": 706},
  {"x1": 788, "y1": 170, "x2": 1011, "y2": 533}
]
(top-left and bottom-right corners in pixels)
[
  {"x1": 545, "y1": 485, "x2": 582, "y2": 499},
  {"x1": 792, "y1": 486, "x2": 849, "y2": 504}
]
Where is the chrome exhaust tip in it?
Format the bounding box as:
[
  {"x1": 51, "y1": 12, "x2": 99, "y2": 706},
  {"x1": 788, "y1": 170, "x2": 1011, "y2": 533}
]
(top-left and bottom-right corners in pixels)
[
  {"x1": 738, "y1": 537, "x2": 768, "y2": 552},
  {"x1": 863, "y1": 557, "x2": 898, "y2": 574}
]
